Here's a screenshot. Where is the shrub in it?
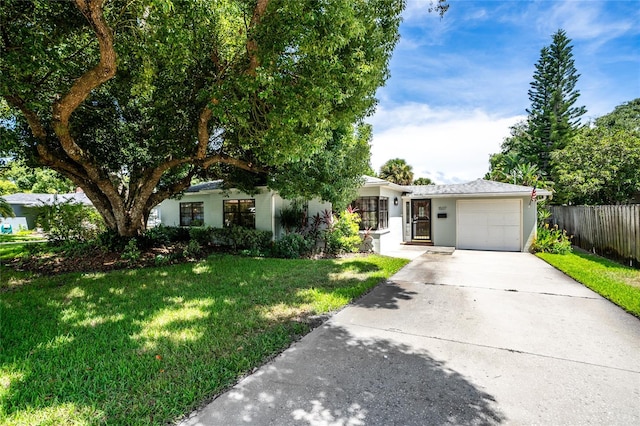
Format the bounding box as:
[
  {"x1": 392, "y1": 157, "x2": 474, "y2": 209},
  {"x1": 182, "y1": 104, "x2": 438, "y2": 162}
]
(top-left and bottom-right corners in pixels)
[
  {"x1": 272, "y1": 233, "x2": 315, "y2": 259},
  {"x1": 210, "y1": 227, "x2": 272, "y2": 253},
  {"x1": 183, "y1": 239, "x2": 202, "y2": 258},
  {"x1": 121, "y1": 238, "x2": 141, "y2": 262},
  {"x1": 325, "y1": 210, "x2": 361, "y2": 255},
  {"x1": 532, "y1": 224, "x2": 572, "y2": 254},
  {"x1": 189, "y1": 226, "x2": 214, "y2": 247},
  {"x1": 279, "y1": 200, "x2": 307, "y2": 234},
  {"x1": 37, "y1": 198, "x2": 105, "y2": 243}
]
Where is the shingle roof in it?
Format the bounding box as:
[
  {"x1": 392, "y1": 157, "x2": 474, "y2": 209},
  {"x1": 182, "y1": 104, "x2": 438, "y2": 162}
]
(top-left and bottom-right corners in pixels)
[
  {"x1": 406, "y1": 179, "x2": 552, "y2": 197},
  {"x1": 3, "y1": 192, "x2": 93, "y2": 207},
  {"x1": 185, "y1": 180, "x2": 224, "y2": 192}
]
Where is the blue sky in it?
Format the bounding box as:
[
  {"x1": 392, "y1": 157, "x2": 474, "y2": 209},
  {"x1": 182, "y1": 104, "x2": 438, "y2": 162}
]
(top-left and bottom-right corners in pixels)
[{"x1": 367, "y1": 0, "x2": 640, "y2": 183}]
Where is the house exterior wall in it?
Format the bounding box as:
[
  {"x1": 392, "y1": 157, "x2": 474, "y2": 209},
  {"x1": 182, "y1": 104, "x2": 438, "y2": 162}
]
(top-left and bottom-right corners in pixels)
[
  {"x1": 522, "y1": 197, "x2": 538, "y2": 251},
  {"x1": 8, "y1": 205, "x2": 40, "y2": 229},
  {"x1": 403, "y1": 195, "x2": 538, "y2": 252},
  {"x1": 430, "y1": 198, "x2": 457, "y2": 247},
  {"x1": 157, "y1": 189, "x2": 331, "y2": 239}
]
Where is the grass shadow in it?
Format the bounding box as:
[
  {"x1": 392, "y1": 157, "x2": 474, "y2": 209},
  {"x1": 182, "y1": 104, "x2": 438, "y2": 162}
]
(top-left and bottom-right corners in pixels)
[{"x1": 0, "y1": 254, "x2": 407, "y2": 425}]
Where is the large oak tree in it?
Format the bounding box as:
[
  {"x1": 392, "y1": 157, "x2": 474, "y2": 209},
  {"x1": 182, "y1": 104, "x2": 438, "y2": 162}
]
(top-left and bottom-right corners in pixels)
[{"x1": 1, "y1": 0, "x2": 447, "y2": 236}]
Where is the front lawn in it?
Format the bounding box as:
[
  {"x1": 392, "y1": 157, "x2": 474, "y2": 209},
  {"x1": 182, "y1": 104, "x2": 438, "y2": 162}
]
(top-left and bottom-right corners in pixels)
[
  {"x1": 537, "y1": 251, "x2": 640, "y2": 317},
  {"x1": 0, "y1": 252, "x2": 407, "y2": 425}
]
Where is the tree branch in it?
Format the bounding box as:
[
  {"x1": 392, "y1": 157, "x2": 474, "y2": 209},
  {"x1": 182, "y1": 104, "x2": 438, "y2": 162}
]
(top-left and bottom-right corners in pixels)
[
  {"x1": 246, "y1": 0, "x2": 269, "y2": 76},
  {"x1": 3, "y1": 95, "x2": 47, "y2": 141},
  {"x1": 52, "y1": 0, "x2": 116, "y2": 162}
]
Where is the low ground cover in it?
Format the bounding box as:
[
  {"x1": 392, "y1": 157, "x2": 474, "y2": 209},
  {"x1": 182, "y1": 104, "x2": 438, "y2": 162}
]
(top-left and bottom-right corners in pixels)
[
  {"x1": 537, "y1": 251, "x2": 640, "y2": 317},
  {"x1": 0, "y1": 247, "x2": 407, "y2": 425}
]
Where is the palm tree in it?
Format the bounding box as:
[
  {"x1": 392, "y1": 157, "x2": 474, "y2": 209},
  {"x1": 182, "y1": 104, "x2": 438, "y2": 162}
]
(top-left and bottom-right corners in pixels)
[
  {"x1": 0, "y1": 197, "x2": 15, "y2": 218},
  {"x1": 379, "y1": 158, "x2": 414, "y2": 185},
  {"x1": 413, "y1": 177, "x2": 434, "y2": 185}
]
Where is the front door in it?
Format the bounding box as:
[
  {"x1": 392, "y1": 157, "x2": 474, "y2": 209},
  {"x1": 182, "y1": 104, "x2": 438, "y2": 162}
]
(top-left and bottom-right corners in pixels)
[{"x1": 412, "y1": 199, "x2": 431, "y2": 240}]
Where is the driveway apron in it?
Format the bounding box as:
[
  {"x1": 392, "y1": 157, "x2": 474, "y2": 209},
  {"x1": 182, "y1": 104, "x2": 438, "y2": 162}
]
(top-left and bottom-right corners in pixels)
[{"x1": 180, "y1": 250, "x2": 640, "y2": 425}]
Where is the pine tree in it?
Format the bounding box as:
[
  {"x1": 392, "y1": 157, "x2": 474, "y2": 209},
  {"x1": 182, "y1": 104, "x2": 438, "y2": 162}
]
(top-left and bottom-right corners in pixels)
[{"x1": 525, "y1": 29, "x2": 586, "y2": 175}]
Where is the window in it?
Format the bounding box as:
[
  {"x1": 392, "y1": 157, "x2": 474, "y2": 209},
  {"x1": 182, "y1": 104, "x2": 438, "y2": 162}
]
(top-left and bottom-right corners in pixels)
[
  {"x1": 223, "y1": 199, "x2": 256, "y2": 228},
  {"x1": 353, "y1": 196, "x2": 388, "y2": 230},
  {"x1": 180, "y1": 202, "x2": 204, "y2": 226}
]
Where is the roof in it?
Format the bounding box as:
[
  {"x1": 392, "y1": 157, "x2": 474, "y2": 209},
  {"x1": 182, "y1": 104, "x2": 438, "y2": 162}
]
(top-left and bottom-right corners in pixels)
[
  {"x1": 362, "y1": 175, "x2": 410, "y2": 192},
  {"x1": 3, "y1": 192, "x2": 93, "y2": 207},
  {"x1": 185, "y1": 180, "x2": 224, "y2": 192},
  {"x1": 406, "y1": 179, "x2": 552, "y2": 198}
]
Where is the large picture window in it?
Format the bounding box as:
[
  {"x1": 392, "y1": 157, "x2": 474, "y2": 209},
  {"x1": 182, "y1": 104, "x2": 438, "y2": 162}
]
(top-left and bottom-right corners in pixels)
[
  {"x1": 223, "y1": 199, "x2": 256, "y2": 228},
  {"x1": 353, "y1": 196, "x2": 388, "y2": 230},
  {"x1": 180, "y1": 202, "x2": 204, "y2": 226}
]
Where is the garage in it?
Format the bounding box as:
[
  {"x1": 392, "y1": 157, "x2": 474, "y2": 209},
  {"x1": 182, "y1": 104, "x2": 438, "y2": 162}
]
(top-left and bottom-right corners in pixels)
[{"x1": 456, "y1": 199, "x2": 522, "y2": 251}]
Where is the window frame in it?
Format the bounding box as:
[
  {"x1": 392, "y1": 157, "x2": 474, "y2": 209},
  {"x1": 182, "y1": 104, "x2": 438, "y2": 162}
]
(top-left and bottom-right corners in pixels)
[
  {"x1": 223, "y1": 199, "x2": 256, "y2": 229},
  {"x1": 353, "y1": 196, "x2": 388, "y2": 231},
  {"x1": 179, "y1": 202, "x2": 204, "y2": 227}
]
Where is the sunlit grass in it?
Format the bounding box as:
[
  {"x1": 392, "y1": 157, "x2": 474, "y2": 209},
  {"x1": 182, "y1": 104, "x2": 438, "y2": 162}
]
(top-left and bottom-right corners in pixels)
[
  {"x1": 0, "y1": 253, "x2": 408, "y2": 425},
  {"x1": 537, "y1": 251, "x2": 640, "y2": 317}
]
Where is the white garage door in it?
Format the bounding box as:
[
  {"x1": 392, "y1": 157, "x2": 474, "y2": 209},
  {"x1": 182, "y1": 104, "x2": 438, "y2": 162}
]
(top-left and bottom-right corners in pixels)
[{"x1": 457, "y1": 199, "x2": 522, "y2": 251}]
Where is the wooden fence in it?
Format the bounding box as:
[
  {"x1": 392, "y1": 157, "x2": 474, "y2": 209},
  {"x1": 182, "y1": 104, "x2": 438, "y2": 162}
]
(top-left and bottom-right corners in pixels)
[{"x1": 549, "y1": 205, "x2": 640, "y2": 267}]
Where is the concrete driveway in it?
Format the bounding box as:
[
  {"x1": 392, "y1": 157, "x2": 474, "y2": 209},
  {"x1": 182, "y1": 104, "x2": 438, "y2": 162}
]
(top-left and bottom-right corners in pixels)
[{"x1": 179, "y1": 250, "x2": 640, "y2": 425}]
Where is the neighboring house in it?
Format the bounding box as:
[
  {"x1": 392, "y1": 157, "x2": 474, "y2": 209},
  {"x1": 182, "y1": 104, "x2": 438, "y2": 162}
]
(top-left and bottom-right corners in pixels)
[
  {"x1": 1, "y1": 192, "x2": 93, "y2": 232},
  {"x1": 155, "y1": 181, "x2": 332, "y2": 239},
  {"x1": 157, "y1": 176, "x2": 551, "y2": 253}
]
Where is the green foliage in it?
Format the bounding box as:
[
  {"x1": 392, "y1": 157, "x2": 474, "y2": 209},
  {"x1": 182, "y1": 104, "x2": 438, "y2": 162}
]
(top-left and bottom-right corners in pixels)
[
  {"x1": 272, "y1": 233, "x2": 316, "y2": 259},
  {"x1": 0, "y1": 180, "x2": 18, "y2": 195},
  {"x1": 183, "y1": 240, "x2": 202, "y2": 259},
  {"x1": 594, "y1": 98, "x2": 640, "y2": 132},
  {"x1": 325, "y1": 210, "x2": 362, "y2": 255},
  {"x1": 413, "y1": 177, "x2": 434, "y2": 185},
  {"x1": 525, "y1": 29, "x2": 586, "y2": 174},
  {"x1": 279, "y1": 200, "x2": 308, "y2": 234},
  {"x1": 121, "y1": 238, "x2": 141, "y2": 262},
  {"x1": 0, "y1": 196, "x2": 14, "y2": 218},
  {"x1": 487, "y1": 30, "x2": 585, "y2": 181},
  {"x1": 36, "y1": 198, "x2": 105, "y2": 243},
  {"x1": 1, "y1": 0, "x2": 410, "y2": 236},
  {"x1": 531, "y1": 223, "x2": 572, "y2": 254},
  {"x1": 379, "y1": 158, "x2": 414, "y2": 185},
  {"x1": 552, "y1": 127, "x2": 640, "y2": 204},
  {"x1": 0, "y1": 161, "x2": 74, "y2": 194}
]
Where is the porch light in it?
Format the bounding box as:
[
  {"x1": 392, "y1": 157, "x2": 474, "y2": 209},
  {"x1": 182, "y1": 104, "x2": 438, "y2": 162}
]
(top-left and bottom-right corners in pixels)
[{"x1": 394, "y1": 197, "x2": 399, "y2": 206}]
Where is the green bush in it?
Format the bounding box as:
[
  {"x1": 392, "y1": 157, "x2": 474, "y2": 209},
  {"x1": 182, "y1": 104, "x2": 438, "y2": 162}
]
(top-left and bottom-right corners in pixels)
[
  {"x1": 121, "y1": 238, "x2": 141, "y2": 262},
  {"x1": 37, "y1": 198, "x2": 105, "y2": 243},
  {"x1": 532, "y1": 224, "x2": 572, "y2": 254},
  {"x1": 272, "y1": 233, "x2": 315, "y2": 259},
  {"x1": 183, "y1": 239, "x2": 202, "y2": 258},
  {"x1": 325, "y1": 210, "x2": 361, "y2": 255},
  {"x1": 210, "y1": 227, "x2": 272, "y2": 253}
]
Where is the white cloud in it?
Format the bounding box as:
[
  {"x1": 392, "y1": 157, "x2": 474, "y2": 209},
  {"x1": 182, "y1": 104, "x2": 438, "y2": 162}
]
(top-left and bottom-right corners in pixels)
[{"x1": 367, "y1": 104, "x2": 524, "y2": 184}]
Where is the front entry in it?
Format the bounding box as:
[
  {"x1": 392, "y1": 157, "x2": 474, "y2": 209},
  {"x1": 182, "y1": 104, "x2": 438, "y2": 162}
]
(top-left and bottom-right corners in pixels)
[{"x1": 411, "y1": 199, "x2": 431, "y2": 241}]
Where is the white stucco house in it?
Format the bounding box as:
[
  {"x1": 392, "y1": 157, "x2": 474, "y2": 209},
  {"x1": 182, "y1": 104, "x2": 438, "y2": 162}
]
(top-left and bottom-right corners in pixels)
[{"x1": 154, "y1": 176, "x2": 551, "y2": 253}]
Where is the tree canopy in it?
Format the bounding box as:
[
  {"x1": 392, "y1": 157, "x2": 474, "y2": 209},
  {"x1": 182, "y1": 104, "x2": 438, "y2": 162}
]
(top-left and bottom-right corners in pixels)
[
  {"x1": 1, "y1": 0, "x2": 441, "y2": 236},
  {"x1": 486, "y1": 29, "x2": 584, "y2": 191},
  {"x1": 552, "y1": 98, "x2": 640, "y2": 205},
  {"x1": 379, "y1": 158, "x2": 414, "y2": 185},
  {"x1": 413, "y1": 177, "x2": 434, "y2": 185}
]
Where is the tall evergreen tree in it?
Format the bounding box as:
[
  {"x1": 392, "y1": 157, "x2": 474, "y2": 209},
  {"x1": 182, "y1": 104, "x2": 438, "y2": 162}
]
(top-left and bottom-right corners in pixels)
[{"x1": 524, "y1": 29, "x2": 586, "y2": 175}]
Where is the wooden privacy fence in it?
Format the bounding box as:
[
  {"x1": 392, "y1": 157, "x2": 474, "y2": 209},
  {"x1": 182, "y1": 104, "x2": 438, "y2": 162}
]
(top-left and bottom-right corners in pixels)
[{"x1": 549, "y1": 205, "x2": 640, "y2": 267}]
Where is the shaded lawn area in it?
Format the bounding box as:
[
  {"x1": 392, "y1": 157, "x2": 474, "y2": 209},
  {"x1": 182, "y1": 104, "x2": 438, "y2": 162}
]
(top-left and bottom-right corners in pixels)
[
  {"x1": 0, "y1": 252, "x2": 408, "y2": 425},
  {"x1": 537, "y1": 251, "x2": 640, "y2": 317}
]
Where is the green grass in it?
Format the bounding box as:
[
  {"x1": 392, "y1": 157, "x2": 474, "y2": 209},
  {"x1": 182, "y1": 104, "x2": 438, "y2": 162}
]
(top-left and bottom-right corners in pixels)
[
  {"x1": 537, "y1": 251, "x2": 640, "y2": 317},
  {"x1": 0, "y1": 233, "x2": 45, "y2": 243},
  {"x1": 0, "y1": 251, "x2": 408, "y2": 425}
]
